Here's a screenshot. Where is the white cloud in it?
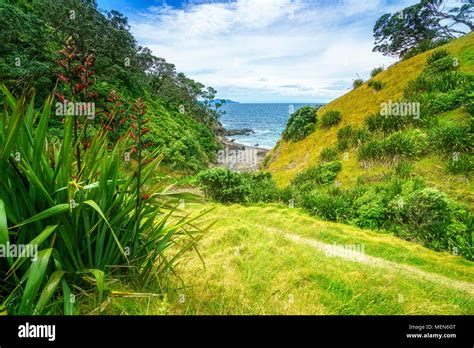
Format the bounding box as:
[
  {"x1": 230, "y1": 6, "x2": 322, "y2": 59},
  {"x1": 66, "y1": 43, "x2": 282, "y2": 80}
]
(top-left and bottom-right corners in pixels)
[{"x1": 127, "y1": 0, "x2": 417, "y2": 102}]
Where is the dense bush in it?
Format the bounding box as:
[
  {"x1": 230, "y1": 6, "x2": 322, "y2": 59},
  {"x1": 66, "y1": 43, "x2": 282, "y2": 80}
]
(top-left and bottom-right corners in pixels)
[
  {"x1": 353, "y1": 189, "x2": 387, "y2": 229},
  {"x1": 196, "y1": 168, "x2": 249, "y2": 203},
  {"x1": 291, "y1": 161, "x2": 342, "y2": 190},
  {"x1": 0, "y1": 90, "x2": 202, "y2": 314},
  {"x1": 300, "y1": 191, "x2": 352, "y2": 222},
  {"x1": 365, "y1": 112, "x2": 411, "y2": 134},
  {"x1": 429, "y1": 123, "x2": 472, "y2": 155},
  {"x1": 282, "y1": 106, "x2": 317, "y2": 142},
  {"x1": 370, "y1": 66, "x2": 384, "y2": 78},
  {"x1": 320, "y1": 147, "x2": 338, "y2": 162},
  {"x1": 320, "y1": 110, "x2": 342, "y2": 128},
  {"x1": 358, "y1": 130, "x2": 428, "y2": 162},
  {"x1": 353, "y1": 79, "x2": 364, "y2": 89},
  {"x1": 243, "y1": 172, "x2": 281, "y2": 203},
  {"x1": 337, "y1": 125, "x2": 368, "y2": 150},
  {"x1": 196, "y1": 169, "x2": 282, "y2": 204},
  {"x1": 367, "y1": 79, "x2": 384, "y2": 91},
  {"x1": 445, "y1": 154, "x2": 473, "y2": 176}
]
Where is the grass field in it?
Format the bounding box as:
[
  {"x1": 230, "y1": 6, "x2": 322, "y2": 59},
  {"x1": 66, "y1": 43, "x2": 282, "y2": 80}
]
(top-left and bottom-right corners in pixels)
[{"x1": 99, "y1": 203, "x2": 474, "y2": 315}]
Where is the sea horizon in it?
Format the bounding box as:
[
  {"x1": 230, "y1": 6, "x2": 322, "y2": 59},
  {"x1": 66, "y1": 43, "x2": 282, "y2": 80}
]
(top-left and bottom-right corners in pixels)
[{"x1": 220, "y1": 102, "x2": 323, "y2": 149}]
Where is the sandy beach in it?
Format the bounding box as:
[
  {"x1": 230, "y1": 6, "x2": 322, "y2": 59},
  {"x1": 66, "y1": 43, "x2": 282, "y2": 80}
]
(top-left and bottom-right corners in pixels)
[{"x1": 217, "y1": 136, "x2": 270, "y2": 172}]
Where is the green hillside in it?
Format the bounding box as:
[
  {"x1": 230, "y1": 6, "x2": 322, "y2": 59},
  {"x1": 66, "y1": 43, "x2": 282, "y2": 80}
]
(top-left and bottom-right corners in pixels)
[{"x1": 265, "y1": 33, "x2": 474, "y2": 206}]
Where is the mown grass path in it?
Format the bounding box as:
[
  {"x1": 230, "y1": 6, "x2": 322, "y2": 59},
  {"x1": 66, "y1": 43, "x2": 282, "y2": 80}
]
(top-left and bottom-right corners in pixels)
[{"x1": 257, "y1": 223, "x2": 474, "y2": 297}]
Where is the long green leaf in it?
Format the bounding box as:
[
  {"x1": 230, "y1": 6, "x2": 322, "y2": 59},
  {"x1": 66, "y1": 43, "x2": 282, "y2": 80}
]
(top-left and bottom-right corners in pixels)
[
  {"x1": 0, "y1": 199, "x2": 11, "y2": 265},
  {"x1": 7, "y1": 225, "x2": 58, "y2": 277},
  {"x1": 33, "y1": 270, "x2": 65, "y2": 315},
  {"x1": 81, "y1": 200, "x2": 127, "y2": 260},
  {"x1": 11, "y1": 204, "x2": 69, "y2": 228},
  {"x1": 19, "y1": 248, "x2": 53, "y2": 314}
]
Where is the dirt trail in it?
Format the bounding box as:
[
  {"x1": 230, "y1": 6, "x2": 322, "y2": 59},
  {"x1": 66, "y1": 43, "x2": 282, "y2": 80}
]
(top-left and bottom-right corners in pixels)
[{"x1": 254, "y1": 224, "x2": 474, "y2": 296}]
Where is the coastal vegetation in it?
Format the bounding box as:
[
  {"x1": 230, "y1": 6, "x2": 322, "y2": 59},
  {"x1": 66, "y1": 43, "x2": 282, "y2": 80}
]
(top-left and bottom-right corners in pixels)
[{"x1": 1, "y1": 0, "x2": 473, "y2": 316}]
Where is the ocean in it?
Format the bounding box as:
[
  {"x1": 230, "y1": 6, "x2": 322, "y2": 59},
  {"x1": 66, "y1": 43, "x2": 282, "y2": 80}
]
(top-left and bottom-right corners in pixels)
[{"x1": 219, "y1": 103, "x2": 321, "y2": 149}]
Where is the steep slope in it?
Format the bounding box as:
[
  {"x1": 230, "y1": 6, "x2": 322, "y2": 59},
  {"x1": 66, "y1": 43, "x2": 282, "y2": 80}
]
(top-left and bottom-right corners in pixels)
[{"x1": 265, "y1": 33, "x2": 474, "y2": 204}]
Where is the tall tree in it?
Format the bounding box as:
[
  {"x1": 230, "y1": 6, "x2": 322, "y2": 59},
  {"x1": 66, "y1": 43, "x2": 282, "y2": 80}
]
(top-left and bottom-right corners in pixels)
[{"x1": 373, "y1": 0, "x2": 473, "y2": 58}]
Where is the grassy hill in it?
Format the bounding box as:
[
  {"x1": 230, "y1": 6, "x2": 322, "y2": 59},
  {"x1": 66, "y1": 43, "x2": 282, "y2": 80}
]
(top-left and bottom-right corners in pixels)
[
  {"x1": 265, "y1": 33, "x2": 474, "y2": 205},
  {"x1": 101, "y1": 203, "x2": 473, "y2": 315}
]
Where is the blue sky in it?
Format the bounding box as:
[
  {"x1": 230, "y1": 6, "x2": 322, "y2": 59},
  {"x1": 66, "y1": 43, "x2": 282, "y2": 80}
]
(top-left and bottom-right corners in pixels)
[{"x1": 96, "y1": 0, "x2": 421, "y2": 103}]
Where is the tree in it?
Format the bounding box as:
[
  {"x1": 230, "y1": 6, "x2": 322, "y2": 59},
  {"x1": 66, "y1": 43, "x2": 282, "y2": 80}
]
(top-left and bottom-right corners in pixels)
[{"x1": 373, "y1": 0, "x2": 473, "y2": 58}]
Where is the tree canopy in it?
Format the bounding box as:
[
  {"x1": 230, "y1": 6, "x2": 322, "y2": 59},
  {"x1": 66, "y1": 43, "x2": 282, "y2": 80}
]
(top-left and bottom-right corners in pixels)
[{"x1": 373, "y1": 0, "x2": 473, "y2": 58}]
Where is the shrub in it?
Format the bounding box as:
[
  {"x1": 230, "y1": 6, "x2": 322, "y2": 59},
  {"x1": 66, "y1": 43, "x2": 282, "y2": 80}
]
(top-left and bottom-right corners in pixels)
[
  {"x1": 337, "y1": 125, "x2": 368, "y2": 150},
  {"x1": 244, "y1": 172, "x2": 280, "y2": 203},
  {"x1": 300, "y1": 191, "x2": 351, "y2": 222},
  {"x1": 395, "y1": 161, "x2": 413, "y2": 178},
  {"x1": 320, "y1": 147, "x2": 338, "y2": 162},
  {"x1": 283, "y1": 106, "x2": 317, "y2": 142},
  {"x1": 352, "y1": 79, "x2": 364, "y2": 89},
  {"x1": 403, "y1": 188, "x2": 452, "y2": 248},
  {"x1": 429, "y1": 123, "x2": 472, "y2": 155},
  {"x1": 358, "y1": 130, "x2": 428, "y2": 162},
  {"x1": 320, "y1": 110, "x2": 341, "y2": 128},
  {"x1": 367, "y1": 79, "x2": 384, "y2": 91},
  {"x1": 196, "y1": 168, "x2": 249, "y2": 203},
  {"x1": 365, "y1": 112, "x2": 410, "y2": 134},
  {"x1": 370, "y1": 66, "x2": 384, "y2": 78},
  {"x1": 291, "y1": 161, "x2": 342, "y2": 189},
  {"x1": 446, "y1": 154, "x2": 473, "y2": 176},
  {"x1": 426, "y1": 49, "x2": 449, "y2": 65},
  {"x1": 353, "y1": 189, "x2": 387, "y2": 229}
]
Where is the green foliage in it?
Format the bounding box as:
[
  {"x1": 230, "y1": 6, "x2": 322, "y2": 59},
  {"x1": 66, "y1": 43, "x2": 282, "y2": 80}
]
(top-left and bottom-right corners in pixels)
[
  {"x1": 196, "y1": 169, "x2": 280, "y2": 204},
  {"x1": 353, "y1": 189, "x2": 387, "y2": 229},
  {"x1": 320, "y1": 147, "x2": 338, "y2": 163},
  {"x1": 0, "y1": 90, "x2": 203, "y2": 314},
  {"x1": 320, "y1": 110, "x2": 342, "y2": 128},
  {"x1": 352, "y1": 79, "x2": 364, "y2": 89},
  {"x1": 403, "y1": 188, "x2": 453, "y2": 247},
  {"x1": 429, "y1": 123, "x2": 473, "y2": 155},
  {"x1": 337, "y1": 125, "x2": 368, "y2": 151},
  {"x1": 373, "y1": 0, "x2": 472, "y2": 58},
  {"x1": 402, "y1": 39, "x2": 452, "y2": 60},
  {"x1": 282, "y1": 106, "x2": 317, "y2": 142},
  {"x1": 365, "y1": 112, "x2": 411, "y2": 134},
  {"x1": 367, "y1": 79, "x2": 384, "y2": 91},
  {"x1": 300, "y1": 191, "x2": 351, "y2": 222},
  {"x1": 291, "y1": 161, "x2": 342, "y2": 190},
  {"x1": 370, "y1": 66, "x2": 384, "y2": 78},
  {"x1": 394, "y1": 161, "x2": 413, "y2": 178},
  {"x1": 358, "y1": 130, "x2": 428, "y2": 162},
  {"x1": 245, "y1": 172, "x2": 281, "y2": 203},
  {"x1": 0, "y1": 1, "x2": 221, "y2": 173},
  {"x1": 196, "y1": 168, "x2": 249, "y2": 204},
  {"x1": 445, "y1": 154, "x2": 474, "y2": 176}
]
